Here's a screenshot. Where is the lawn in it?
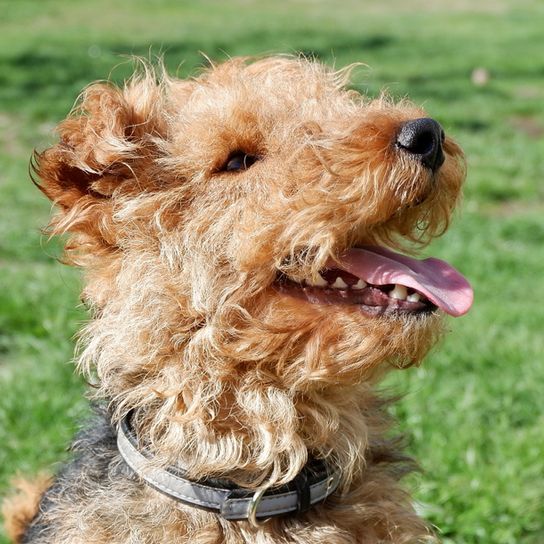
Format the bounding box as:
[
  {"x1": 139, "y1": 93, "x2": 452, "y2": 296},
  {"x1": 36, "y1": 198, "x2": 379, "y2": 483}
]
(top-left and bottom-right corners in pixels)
[{"x1": 1, "y1": 1, "x2": 543, "y2": 543}]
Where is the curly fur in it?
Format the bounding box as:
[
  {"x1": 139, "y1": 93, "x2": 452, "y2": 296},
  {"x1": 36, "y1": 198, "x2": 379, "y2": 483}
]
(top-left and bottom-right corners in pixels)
[{"x1": 6, "y1": 56, "x2": 466, "y2": 543}]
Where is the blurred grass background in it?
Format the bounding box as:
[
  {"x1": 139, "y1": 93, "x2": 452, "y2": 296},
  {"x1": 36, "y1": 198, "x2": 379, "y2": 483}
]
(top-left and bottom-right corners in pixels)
[{"x1": 1, "y1": 1, "x2": 543, "y2": 543}]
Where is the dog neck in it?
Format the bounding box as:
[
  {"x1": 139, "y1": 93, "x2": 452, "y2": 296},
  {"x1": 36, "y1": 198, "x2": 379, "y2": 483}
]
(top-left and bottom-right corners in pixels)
[
  {"x1": 106, "y1": 378, "x2": 389, "y2": 495},
  {"x1": 117, "y1": 409, "x2": 342, "y2": 525}
]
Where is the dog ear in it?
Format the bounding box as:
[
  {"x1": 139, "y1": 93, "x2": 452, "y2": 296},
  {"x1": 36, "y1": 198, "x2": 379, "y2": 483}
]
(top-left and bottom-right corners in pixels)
[{"x1": 34, "y1": 74, "x2": 170, "y2": 256}]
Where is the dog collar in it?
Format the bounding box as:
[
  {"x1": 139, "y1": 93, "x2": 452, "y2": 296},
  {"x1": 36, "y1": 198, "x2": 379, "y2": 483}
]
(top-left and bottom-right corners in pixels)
[{"x1": 117, "y1": 412, "x2": 341, "y2": 526}]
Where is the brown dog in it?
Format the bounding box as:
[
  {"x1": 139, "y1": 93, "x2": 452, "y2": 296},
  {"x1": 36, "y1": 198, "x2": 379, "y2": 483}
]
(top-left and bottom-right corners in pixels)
[{"x1": 4, "y1": 56, "x2": 472, "y2": 543}]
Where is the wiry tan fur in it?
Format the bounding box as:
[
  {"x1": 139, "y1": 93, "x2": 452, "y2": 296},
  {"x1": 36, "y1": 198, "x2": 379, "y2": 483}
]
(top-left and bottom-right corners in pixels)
[
  {"x1": 2, "y1": 475, "x2": 52, "y2": 543},
  {"x1": 5, "y1": 56, "x2": 465, "y2": 543}
]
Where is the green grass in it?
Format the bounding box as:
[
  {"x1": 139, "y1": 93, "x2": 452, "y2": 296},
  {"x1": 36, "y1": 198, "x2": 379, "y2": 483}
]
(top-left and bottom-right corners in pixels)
[{"x1": 1, "y1": 1, "x2": 543, "y2": 542}]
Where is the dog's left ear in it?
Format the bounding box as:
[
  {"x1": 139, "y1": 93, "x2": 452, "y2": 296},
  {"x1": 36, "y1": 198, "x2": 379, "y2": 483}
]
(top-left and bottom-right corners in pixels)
[{"x1": 34, "y1": 76, "x2": 169, "y2": 247}]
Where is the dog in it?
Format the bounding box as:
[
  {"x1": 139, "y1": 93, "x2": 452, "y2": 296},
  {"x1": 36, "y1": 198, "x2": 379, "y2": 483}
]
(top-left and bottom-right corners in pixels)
[{"x1": 3, "y1": 56, "x2": 472, "y2": 543}]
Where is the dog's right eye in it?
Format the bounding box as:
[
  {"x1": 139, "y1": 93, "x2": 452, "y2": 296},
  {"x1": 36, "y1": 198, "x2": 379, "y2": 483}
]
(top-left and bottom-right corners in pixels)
[{"x1": 222, "y1": 151, "x2": 259, "y2": 172}]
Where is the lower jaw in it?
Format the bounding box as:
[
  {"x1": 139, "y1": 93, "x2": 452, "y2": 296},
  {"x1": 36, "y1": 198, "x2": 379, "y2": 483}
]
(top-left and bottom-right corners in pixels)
[{"x1": 274, "y1": 279, "x2": 437, "y2": 318}]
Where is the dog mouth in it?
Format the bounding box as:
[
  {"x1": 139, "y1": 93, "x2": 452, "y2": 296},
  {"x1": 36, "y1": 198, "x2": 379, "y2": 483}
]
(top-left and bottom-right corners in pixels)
[{"x1": 275, "y1": 246, "x2": 473, "y2": 318}]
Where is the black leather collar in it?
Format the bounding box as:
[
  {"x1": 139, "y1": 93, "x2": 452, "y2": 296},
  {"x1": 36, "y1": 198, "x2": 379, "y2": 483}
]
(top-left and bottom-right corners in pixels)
[{"x1": 117, "y1": 411, "x2": 341, "y2": 526}]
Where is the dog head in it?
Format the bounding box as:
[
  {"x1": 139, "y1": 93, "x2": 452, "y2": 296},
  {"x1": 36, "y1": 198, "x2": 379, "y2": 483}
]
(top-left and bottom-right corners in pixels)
[{"x1": 36, "y1": 57, "x2": 471, "y2": 482}]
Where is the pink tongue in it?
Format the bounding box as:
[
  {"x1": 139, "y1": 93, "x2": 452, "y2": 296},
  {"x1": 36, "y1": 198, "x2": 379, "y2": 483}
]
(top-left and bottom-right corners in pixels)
[{"x1": 333, "y1": 246, "x2": 473, "y2": 317}]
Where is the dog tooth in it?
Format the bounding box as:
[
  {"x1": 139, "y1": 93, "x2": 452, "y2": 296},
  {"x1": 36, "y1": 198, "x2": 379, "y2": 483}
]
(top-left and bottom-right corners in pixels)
[
  {"x1": 307, "y1": 274, "x2": 328, "y2": 287},
  {"x1": 390, "y1": 284, "x2": 408, "y2": 300},
  {"x1": 331, "y1": 277, "x2": 348, "y2": 289},
  {"x1": 352, "y1": 279, "x2": 367, "y2": 290},
  {"x1": 407, "y1": 293, "x2": 421, "y2": 302}
]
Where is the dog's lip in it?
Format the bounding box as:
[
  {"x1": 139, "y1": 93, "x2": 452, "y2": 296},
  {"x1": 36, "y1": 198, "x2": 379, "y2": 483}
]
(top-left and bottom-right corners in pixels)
[
  {"x1": 275, "y1": 245, "x2": 473, "y2": 317},
  {"x1": 275, "y1": 277, "x2": 437, "y2": 317}
]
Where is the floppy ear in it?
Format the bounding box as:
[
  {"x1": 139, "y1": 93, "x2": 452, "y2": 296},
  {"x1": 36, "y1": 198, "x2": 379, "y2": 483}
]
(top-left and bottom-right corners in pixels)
[{"x1": 34, "y1": 74, "x2": 167, "y2": 256}]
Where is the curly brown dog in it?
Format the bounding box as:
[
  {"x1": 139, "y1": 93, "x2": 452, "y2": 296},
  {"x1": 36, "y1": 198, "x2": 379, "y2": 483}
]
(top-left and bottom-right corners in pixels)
[{"x1": 4, "y1": 56, "x2": 472, "y2": 544}]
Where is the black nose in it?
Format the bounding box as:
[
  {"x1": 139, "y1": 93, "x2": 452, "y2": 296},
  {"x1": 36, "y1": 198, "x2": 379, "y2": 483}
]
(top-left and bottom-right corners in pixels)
[{"x1": 396, "y1": 118, "x2": 445, "y2": 172}]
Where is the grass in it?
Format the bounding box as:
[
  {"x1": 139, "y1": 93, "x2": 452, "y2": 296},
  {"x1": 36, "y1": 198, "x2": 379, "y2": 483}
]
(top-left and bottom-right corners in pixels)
[{"x1": 1, "y1": 1, "x2": 543, "y2": 542}]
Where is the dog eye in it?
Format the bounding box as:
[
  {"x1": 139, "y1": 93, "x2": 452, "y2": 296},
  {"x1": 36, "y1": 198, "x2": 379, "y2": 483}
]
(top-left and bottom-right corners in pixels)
[{"x1": 223, "y1": 151, "x2": 259, "y2": 172}]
